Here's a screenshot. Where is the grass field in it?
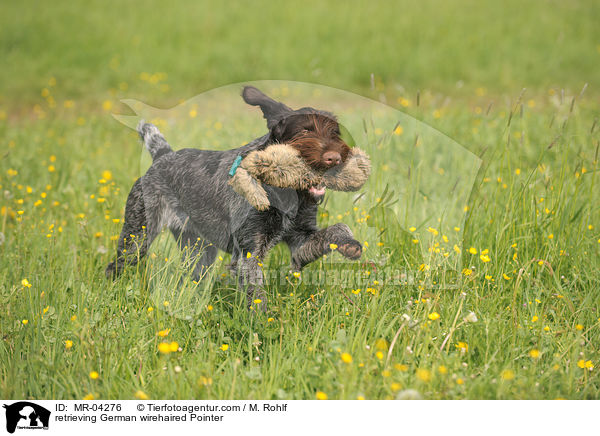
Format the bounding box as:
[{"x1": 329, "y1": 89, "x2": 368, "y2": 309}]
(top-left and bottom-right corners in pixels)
[{"x1": 1, "y1": 0, "x2": 599, "y2": 400}]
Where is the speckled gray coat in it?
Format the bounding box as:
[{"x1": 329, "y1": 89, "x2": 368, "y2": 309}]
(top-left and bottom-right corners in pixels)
[{"x1": 106, "y1": 87, "x2": 363, "y2": 310}]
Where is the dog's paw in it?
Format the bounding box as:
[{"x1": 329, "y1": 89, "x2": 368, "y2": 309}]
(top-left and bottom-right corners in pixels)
[{"x1": 337, "y1": 240, "x2": 362, "y2": 260}]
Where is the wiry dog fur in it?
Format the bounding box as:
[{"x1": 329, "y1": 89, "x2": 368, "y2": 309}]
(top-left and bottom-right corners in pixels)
[
  {"x1": 229, "y1": 144, "x2": 371, "y2": 210},
  {"x1": 106, "y1": 86, "x2": 365, "y2": 310}
]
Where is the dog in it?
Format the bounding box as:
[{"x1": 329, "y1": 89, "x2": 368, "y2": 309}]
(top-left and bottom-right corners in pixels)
[{"x1": 106, "y1": 86, "x2": 363, "y2": 310}]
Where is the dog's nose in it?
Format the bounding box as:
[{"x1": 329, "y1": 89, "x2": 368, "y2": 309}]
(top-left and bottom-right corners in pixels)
[{"x1": 322, "y1": 151, "x2": 342, "y2": 167}]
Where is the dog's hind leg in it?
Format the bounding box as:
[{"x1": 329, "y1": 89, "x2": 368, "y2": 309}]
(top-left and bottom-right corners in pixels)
[
  {"x1": 237, "y1": 253, "x2": 267, "y2": 312},
  {"x1": 285, "y1": 223, "x2": 362, "y2": 271},
  {"x1": 170, "y1": 228, "x2": 218, "y2": 281},
  {"x1": 105, "y1": 178, "x2": 161, "y2": 278}
]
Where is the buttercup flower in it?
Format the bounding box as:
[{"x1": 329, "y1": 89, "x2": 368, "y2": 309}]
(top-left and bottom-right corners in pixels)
[
  {"x1": 316, "y1": 391, "x2": 328, "y2": 400},
  {"x1": 135, "y1": 390, "x2": 149, "y2": 400}
]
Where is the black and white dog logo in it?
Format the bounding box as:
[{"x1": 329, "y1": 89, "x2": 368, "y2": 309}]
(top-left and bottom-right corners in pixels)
[{"x1": 3, "y1": 402, "x2": 50, "y2": 433}]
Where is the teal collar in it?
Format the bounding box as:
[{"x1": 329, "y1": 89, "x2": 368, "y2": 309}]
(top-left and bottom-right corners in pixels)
[{"x1": 228, "y1": 155, "x2": 243, "y2": 177}]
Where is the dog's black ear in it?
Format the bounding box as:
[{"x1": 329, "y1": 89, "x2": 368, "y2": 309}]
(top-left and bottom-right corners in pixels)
[{"x1": 242, "y1": 86, "x2": 292, "y2": 128}]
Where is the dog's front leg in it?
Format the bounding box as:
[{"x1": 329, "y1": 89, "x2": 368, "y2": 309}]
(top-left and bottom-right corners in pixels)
[
  {"x1": 237, "y1": 254, "x2": 267, "y2": 312},
  {"x1": 287, "y1": 223, "x2": 362, "y2": 271}
]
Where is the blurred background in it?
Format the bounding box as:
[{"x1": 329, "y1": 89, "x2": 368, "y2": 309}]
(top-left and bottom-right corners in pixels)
[{"x1": 1, "y1": 0, "x2": 598, "y2": 111}]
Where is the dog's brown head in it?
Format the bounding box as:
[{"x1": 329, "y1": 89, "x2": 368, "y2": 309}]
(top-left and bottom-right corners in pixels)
[{"x1": 242, "y1": 86, "x2": 351, "y2": 173}]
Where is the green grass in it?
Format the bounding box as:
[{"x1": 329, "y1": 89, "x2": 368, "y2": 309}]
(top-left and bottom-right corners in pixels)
[{"x1": 1, "y1": 0, "x2": 599, "y2": 400}]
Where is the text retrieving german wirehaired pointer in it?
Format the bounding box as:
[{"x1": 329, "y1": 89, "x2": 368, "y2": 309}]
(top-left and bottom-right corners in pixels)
[{"x1": 106, "y1": 86, "x2": 367, "y2": 309}]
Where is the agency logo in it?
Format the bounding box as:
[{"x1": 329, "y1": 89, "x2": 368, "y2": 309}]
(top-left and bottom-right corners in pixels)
[{"x1": 2, "y1": 402, "x2": 50, "y2": 434}]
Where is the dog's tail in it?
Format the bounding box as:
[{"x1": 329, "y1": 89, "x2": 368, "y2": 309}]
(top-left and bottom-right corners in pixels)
[{"x1": 137, "y1": 121, "x2": 173, "y2": 161}]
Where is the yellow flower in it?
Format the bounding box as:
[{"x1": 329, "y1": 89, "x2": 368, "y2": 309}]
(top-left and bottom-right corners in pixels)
[
  {"x1": 416, "y1": 368, "x2": 431, "y2": 382},
  {"x1": 529, "y1": 349, "x2": 540, "y2": 359},
  {"x1": 71, "y1": 315, "x2": 77, "y2": 321},
  {"x1": 577, "y1": 359, "x2": 594, "y2": 369},
  {"x1": 531, "y1": 315, "x2": 538, "y2": 322},
  {"x1": 409, "y1": 226, "x2": 416, "y2": 232},
  {"x1": 48, "y1": 165, "x2": 55, "y2": 172},
  {"x1": 21, "y1": 279, "x2": 32, "y2": 288},
  {"x1": 220, "y1": 344, "x2": 229, "y2": 351},
  {"x1": 375, "y1": 338, "x2": 389, "y2": 350},
  {"x1": 456, "y1": 378, "x2": 464, "y2": 385},
  {"x1": 169, "y1": 342, "x2": 179, "y2": 352},
  {"x1": 468, "y1": 247, "x2": 478, "y2": 255},
  {"x1": 501, "y1": 369, "x2": 515, "y2": 381},
  {"x1": 391, "y1": 382, "x2": 402, "y2": 392},
  {"x1": 503, "y1": 273, "x2": 511, "y2": 280},
  {"x1": 253, "y1": 299, "x2": 262, "y2": 305},
  {"x1": 575, "y1": 324, "x2": 584, "y2": 331},
  {"x1": 246, "y1": 252, "x2": 252, "y2": 258},
  {"x1": 158, "y1": 342, "x2": 171, "y2": 354},
  {"x1": 547, "y1": 233, "x2": 554, "y2": 239},
  {"x1": 135, "y1": 390, "x2": 149, "y2": 400},
  {"x1": 428, "y1": 312, "x2": 440, "y2": 321},
  {"x1": 375, "y1": 351, "x2": 384, "y2": 360},
  {"x1": 267, "y1": 317, "x2": 274, "y2": 322},
  {"x1": 316, "y1": 391, "x2": 328, "y2": 400},
  {"x1": 329, "y1": 243, "x2": 338, "y2": 250},
  {"x1": 543, "y1": 326, "x2": 550, "y2": 332},
  {"x1": 199, "y1": 376, "x2": 213, "y2": 386},
  {"x1": 89, "y1": 371, "x2": 99, "y2": 380},
  {"x1": 480, "y1": 254, "x2": 491, "y2": 262},
  {"x1": 83, "y1": 394, "x2": 95, "y2": 400},
  {"x1": 341, "y1": 353, "x2": 353, "y2": 364},
  {"x1": 455, "y1": 342, "x2": 469, "y2": 352},
  {"x1": 438, "y1": 365, "x2": 448, "y2": 375},
  {"x1": 381, "y1": 370, "x2": 391, "y2": 378},
  {"x1": 22, "y1": 319, "x2": 29, "y2": 325},
  {"x1": 207, "y1": 305, "x2": 213, "y2": 311},
  {"x1": 394, "y1": 364, "x2": 408, "y2": 372},
  {"x1": 65, "y1": 340, "x2": 73, "y2": 349},
  {"x1": 157, "y1": 329, "x2": 170, "y2": 337}
]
